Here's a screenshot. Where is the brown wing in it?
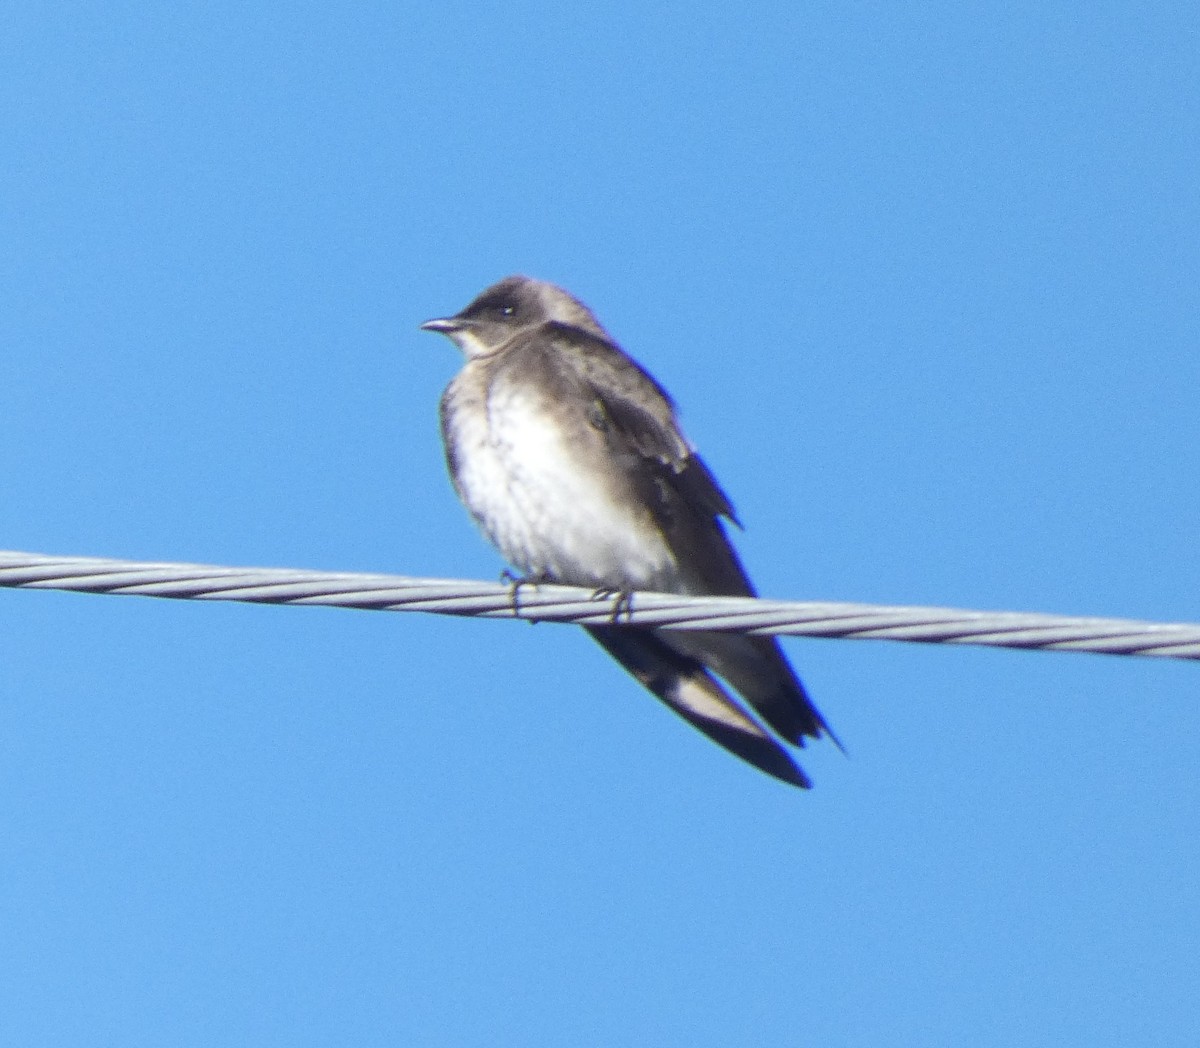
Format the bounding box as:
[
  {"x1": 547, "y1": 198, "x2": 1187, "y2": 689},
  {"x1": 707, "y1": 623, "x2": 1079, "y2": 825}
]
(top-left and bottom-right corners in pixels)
[
  {"x1": 539, "y1": 322, "x2": 838, "y2": 750},
  {"x1": 546, "y1": 321, "x2": 742, "y2": 528}
]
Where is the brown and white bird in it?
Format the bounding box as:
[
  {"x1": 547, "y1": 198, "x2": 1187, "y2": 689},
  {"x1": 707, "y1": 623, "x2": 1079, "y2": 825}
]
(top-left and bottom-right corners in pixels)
[{"x1": 421, "y1": 276, "x2": 837, "y2": 787}]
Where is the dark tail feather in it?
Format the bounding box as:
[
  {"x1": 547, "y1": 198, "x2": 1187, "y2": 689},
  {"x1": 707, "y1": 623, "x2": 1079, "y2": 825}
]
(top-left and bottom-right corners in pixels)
[
  {"x1": 586, "y1": 625, "x2": 811, "y2": 788},
  {"x1": 666, "y1": 630, "x2": 842, "y2": 752}
]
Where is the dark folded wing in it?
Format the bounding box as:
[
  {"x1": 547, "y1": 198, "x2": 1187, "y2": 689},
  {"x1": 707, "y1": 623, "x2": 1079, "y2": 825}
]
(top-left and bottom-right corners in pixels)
[
  {"x1": 546, "y1": 321, "x2": 740, "y2": 526},
  {"x1": 545, "y1": 320, "x2": 838, "y2": 754}
]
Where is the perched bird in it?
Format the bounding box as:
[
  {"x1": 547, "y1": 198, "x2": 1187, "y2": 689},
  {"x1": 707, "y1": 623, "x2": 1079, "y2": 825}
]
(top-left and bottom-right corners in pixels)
[{"x1": 421, "y1": 276, "x2": 837, "y2": 787}]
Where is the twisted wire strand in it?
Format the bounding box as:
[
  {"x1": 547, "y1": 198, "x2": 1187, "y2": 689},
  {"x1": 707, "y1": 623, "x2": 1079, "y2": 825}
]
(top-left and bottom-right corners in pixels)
[{"x1": 2, "y1": 549, "x2": 1198, "y2": 660}]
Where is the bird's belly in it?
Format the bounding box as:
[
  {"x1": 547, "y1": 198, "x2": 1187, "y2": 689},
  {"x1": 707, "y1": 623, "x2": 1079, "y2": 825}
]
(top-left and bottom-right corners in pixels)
[{"x1": 447, "y1": 392, "x2": 678, "y2": 591}]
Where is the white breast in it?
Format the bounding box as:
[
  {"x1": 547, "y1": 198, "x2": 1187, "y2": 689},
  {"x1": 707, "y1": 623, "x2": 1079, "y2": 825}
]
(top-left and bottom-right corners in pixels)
[{"x1": 444, "y1": 372, "x2": 679, "y2": 591}]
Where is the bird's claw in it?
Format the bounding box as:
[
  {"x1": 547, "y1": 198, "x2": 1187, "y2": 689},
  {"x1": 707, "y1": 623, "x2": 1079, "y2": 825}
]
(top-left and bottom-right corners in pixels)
[
  {"x1": 502, "y1": 570, "x2": 550, "y2": 621},
  {"x1": 591, "y1": 586, "x2": 635, "y2": 624}
]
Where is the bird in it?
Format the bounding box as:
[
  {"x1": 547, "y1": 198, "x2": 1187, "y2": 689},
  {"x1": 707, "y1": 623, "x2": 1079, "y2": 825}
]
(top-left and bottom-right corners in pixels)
[{"x1": 420, "y1": 275, "x2": 838, "y2": 787}]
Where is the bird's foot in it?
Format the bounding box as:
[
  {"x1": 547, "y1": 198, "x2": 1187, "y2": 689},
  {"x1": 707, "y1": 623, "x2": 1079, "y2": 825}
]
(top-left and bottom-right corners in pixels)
[
  {"x1": 591, "y1": 586, "x2": 635, "y2": 624},
  {"x1": 501, "y1": 570, "x2": 551, "y2": 621}
]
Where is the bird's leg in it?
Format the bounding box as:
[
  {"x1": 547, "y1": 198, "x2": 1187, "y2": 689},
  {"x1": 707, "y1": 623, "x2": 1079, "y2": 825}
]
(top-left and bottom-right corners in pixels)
[
  {"x1": 591, "y1": 586, "x2": 635, "y2": 624},
  {"x1": 501, "y1": 569, "x2": 551, "y2": 621}
]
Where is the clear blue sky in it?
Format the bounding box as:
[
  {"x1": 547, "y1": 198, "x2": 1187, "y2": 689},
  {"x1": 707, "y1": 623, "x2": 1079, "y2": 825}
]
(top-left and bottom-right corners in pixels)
[{"x1": 3, "y1": 2, "x2": 1198, "y2": 1045}]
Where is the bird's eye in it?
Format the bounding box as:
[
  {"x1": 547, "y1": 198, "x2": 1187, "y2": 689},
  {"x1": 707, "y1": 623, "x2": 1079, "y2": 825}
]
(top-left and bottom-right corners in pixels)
[{"x1": 472, "y1": 297, "x2": 518, "y2": 321}]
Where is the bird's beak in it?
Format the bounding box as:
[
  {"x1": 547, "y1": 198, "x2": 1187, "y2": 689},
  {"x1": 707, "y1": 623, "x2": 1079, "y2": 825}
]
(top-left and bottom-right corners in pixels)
[
  {"x1": 420, "y1": 314, "x2": 490, "y2": 357},
  {"x1": 420, "y1": 317, "x2": 464, "y2": 334}
]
